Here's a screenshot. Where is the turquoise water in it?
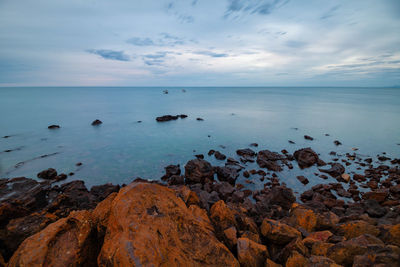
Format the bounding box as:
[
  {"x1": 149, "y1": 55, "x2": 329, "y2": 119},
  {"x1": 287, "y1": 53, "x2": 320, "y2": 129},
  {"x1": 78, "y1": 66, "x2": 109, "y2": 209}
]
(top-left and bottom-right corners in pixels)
[{"x1": 0, "y1": 87, "x2": 399, "y2": 192}]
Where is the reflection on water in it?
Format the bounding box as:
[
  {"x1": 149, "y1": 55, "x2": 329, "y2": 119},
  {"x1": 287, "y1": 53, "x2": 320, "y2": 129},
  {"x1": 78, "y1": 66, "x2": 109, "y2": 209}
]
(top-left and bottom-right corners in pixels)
[{"x1": 0, "y1": 87, "x2": 399, "y2": 190}]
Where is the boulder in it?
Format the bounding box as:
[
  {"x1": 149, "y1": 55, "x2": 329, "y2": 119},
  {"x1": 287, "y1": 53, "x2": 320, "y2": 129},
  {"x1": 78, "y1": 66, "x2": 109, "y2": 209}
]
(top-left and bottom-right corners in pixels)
[
  {"x1": 237, "y1": 237, "x2": 269, "y2": 267},
  {"x1": 184, "y1": 159, "x2": 214, "y2": 184},
  {"x1": 261, "y1": 218, "x2": 301, "y2": 245},
  {"x1": 155, "y1": 115, "x2": 178, "y2": 122},
  {"x1": 289, "y1": 205, "x2": 317, "y2": 232},
  {"x1": 338, "y1": 220, "x2": 379, "y2": 239},
  {"x1": 236, "y1": 148, "x2": 256, "y2": 157},
  {"x1": 210, "y1": 200, "x2": 238, "y2": 231},
  {"x1": 91, "y1": 119, "x2": 102, "y2": 125},
  {"x1": 215, "y1": 166, "x2": 239, "y2": 185},
  {"x1": 37, "y1": 168, "x2": 58, "y2": 180},
  {"x1": 214, "y1": 151, "x2": 227, "y2": 160},
  {"x1": 256, "y1": 150, "x2": 284, "y2": 171},
  {"x1": 98, "y1": 183, "x2": 239, "y2": 266},
  {"x1": 319, "y1": 163, "x2": 345, "y2": 177},
  {"x1": 47, "y1": 125, "x2": 60, "y2": 129},
  {"x1": 293, "y1": 148, "x2": 320, "y2": 168}
]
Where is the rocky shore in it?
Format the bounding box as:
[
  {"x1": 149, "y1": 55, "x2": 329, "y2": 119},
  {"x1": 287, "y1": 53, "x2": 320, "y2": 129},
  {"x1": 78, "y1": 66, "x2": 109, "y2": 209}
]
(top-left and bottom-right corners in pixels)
[{"x1": 1, "y1": 145, "x2": 399, "y2": 266}]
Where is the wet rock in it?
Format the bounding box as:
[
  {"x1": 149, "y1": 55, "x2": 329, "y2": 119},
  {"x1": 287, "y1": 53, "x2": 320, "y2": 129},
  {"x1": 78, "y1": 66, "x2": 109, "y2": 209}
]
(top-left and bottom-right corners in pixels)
[
  {"x1": 208, "y1": 149, "x2": 215, "y2": 156},
  {"x1": 91, "y1": 119, "x2": 102, "y2": 125},
  {"x1": 178, "y1": 114, "x2": 187, "y2": 119},
  {"x1": 196, "y1": 117, "x2": 204, "y2": 121},
  {"x1": 266, "y1": 186, "x2": 296, "y2": 210},
  {"x1": 155, "y1": 115, "x2": 179, "y2": 122},
  {"x1": 184, "y1": 159, "x2": 214, "y2": 184},
  {"x1": 37, "y1": 168, "x2": 57, "y2": 180},
  {"x1": 47, "y1": 125, "x2": 60, "y2": 129},
  {"x1": 90, "y1": 183, "x2": 120, "y2": 202},
  {"x1": 293, "y1": 147, "x2": 320, "y2": 169},
  {"x1": 236, "y1": 148, "x2": 256, "y2": 157},
  {"x1": 98, "y1": 183, "x2": 239, "y2": 266},
  {"x1": 168, "y1": 175, "x2": 184, "y2": 185},
  {"x1": 162, "y1": 164, "x2": 181, "y2": 180},
  {"x1": 288, "y1": 140, "x2": 295, "y2": 144},
  {"x1": 243, "y1": 171, "x2": 250, "y2": 178},
  {"x1": 304, "y1": 135, "x2": 314, "y2": 140},
  {"x1": 340, "y1": 173, "x2": 350, "y2": 183},
  {"x1": 319, "y1": 163, "x2": 345, "y2": 177},
  {"x1": 297, "y1": 176, "x2": 309, "y2": 185},
  {"x1": 261, "y1": 218, "x2": 301, "y2": 245},
  {"x1": 362, "y1": 189, "x2": 389, "y2": 203},
  {"x1": 333, "y1": 140, "x2": 342, "y2": 146},
  {"x1": 195, "y1": 154, "x2": 204, "y2": 159},
  {"x1": 214, "y1": 151, "x2": 227, "y2": 160},
  {"x1": 256, "y1": 150, "x2": 284, "y2": 171},
  {"x1": 363, "y1": 199, "x2": 386, "y2": 218},
  {"x1": 249, "y1": 143, "x2": 258, "y2": 147},
  {"x1": 381, "y1": 224, "x2": 400, "y2": 247},
  {"x1": 237, "y1": 237, "x2": 268, "y2": 267},
  {"x1": 215, "y1": 166, "x2": 239, "y2": 185}
]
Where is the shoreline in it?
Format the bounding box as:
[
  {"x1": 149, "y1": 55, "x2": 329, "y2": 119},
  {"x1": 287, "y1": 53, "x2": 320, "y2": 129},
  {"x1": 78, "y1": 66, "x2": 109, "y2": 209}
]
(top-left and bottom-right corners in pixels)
[{"x1": 1, "y1": 143, "x2": 399, "y2": 266}]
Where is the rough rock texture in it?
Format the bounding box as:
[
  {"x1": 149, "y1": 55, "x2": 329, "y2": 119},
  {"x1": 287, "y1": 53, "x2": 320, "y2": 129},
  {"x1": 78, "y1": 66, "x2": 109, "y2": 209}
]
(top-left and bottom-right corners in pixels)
[
  {"x1": 237, "y1": 237, "x2": 268, "y2": 267},
  {"x1": 98, "y1": 183, "x2": 238, "y2": 266},
  {"x1": 184, "y1": 159, "x2": 214, "y2": 184},
  {"x1": 293, "y1": 147, "x2": 320, "y2": 169}
]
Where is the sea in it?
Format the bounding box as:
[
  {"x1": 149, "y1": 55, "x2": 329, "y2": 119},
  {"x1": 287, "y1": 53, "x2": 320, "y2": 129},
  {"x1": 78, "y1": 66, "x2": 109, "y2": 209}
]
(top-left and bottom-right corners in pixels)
[{"x1": 1, "y1": 87, "x2": 399, "y2": 194}]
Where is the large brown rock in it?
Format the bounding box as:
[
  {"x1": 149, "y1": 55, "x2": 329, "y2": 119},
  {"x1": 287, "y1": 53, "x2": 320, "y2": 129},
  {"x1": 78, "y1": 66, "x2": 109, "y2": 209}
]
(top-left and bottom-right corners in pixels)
[
  {"x1": 293, "y1": 147, "x2": 320, "y2": 169},
  {"x1": 184, "y1": 159, "x2": 214, "y2": 184},
  {"x1": 289, "y1": 205, "x2": 317, "y2": 232},
  {"x1": 237, "y1": 237, "x2": 269, "y2": 267},
  {"x1": 98, "y1": 182, "x2": 238, "y2": 266},
  {"x1": 319, "y1": 163, "x2": 345, "y2": 177},
  {"x1": 8, "y1": 210, "x2": 98, "y2": 267},
  {"x1": 261, "y1": 218, "x2": 301, "y2": 245},
  {"x1": 210, "y1": 200, "x2": 238, "y2": 231},
  {"x1": 338, "y1": 220, "x2": 379, "y2": 239}
]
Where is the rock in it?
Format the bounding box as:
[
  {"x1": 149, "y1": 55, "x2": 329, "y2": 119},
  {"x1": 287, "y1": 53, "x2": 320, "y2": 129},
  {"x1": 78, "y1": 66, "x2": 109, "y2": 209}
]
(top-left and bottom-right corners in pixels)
[
  {"x1": 98, "y1": 183, "x2": 239, "y2": 266},
  {"x1": 215, "y1": 166, "x2": 239, "y2": 185},
  {"x1": 208, "y1": 149, "x2": 215, "y2": 156},
  {"x1": 333, "y1": 140, "x2": 342, "y2": 146},
  {"x1": 196, "y1": 117, "x2": 204, "y2": 121},
  {"x1": 8, "y1": 210, "x2": 98, "y2": 267},
  {"x1": 288, "y1": 140, "x2": 295, "y2": 144},
  {"x1": 297, "y1": 176, "x2": 309, "y2": 185},
  {"x1": 47, "y1": 125, "x2": 60, "y2": 129},
  {"x1": 285, "y1": 251, "x2": 309, "y2": 267},
  {"x1": 303, "y1": 231, "x2": 333, "y2": 246},
  {"x1": 308, "y1": 255, "x2": 341, "y2": 267},
  {"x1": 319, "y1": 163, "x2": 345, "y2": 177},
  {"x1": 162, "y1": 164, "x2": 181, "y2": 180},
  {"x1": 316, "y1": 211, "x2": 340, "y2": 230},
  {"x1": 249, "y1": 143, "x2": 258, "y2": 147},
  {"x1": 90, "y1": 183, "x2": 120, "y2": 202},
  {"x1": 266, "y1": 186, "x2": 296, "y2": 210},
  {"x1": 243, "y1": 171, "x2": 250, "y2": 178},
  {"x1": 293, "y1": 148, "x2": 320, "y2": 168},
  {"x1": 91, "y1": 119, "x2": 102, "y2": 125},
  {"x1": 195, "y1": 154, "x2": 204, "y2": 159},
  {"x1": 265, "y1": 258, "x2": 282, "y2": 267},
  {"x1": 210, "y1": 200, "x2": 237, "y2": 231},
  {"x1": 363, "y1": 199, "x2": 386, "y2": 217},
  {"x1": 327, "y1": 234, "x2": 384, "y2": 266},
  {"x1": 237, "y1": 237, "x2": 268, "y2": 267},
  {"x1": 304, "y1": 135, "x2": 314, "y2": 140},
  {"x1": 311, "y1": 242, "x2": 335, "y2": 257},
  {"x1": 236, "y1": 148, "x2": 256, "y2": 157},
  {"x1": 341, "y1": 173, "x2": 350, "y2": 183},
  {"x1": 256, "y1": 150, "x2": 284, "y2": 171},
  {"x1": 289, "y1": 205, "x2": 317, "y2": 232},
  {"x1": 352, "y1": 245, "x2": 400, "y2": 267},
  {"x1": 179, "y1": 114, "x2": 187, "y2": 118},
  {"x1": 168, "y1": 175, "x2": 184, "y2": 185},
  {"x1": 261, "y1": 218, "x2": 301, "y2": 245},
  {"x1": 155, "y1": 115, "x2": 179, "y2": 122},
  {"x1": 184, "y1": 159, "x2": 214, "y2": 184},
  {"x1": 223, "y1": 226, "x2": 237, "y2": 250},
  {"x1": 37, "y1": 168, "x2": 58, "y2": 180},
  {"x1": 338, "y1": 220, "x2": 379, "y2": 239},
  {"x1": 214, "y1": 151, "x2": 227, "y2": 160},
  {"x1": 362, "y1": 189, "x2": 389, "y2": 203},
  {"x1": 381, "y1": 224, "x2": 400, "y2": 246}
]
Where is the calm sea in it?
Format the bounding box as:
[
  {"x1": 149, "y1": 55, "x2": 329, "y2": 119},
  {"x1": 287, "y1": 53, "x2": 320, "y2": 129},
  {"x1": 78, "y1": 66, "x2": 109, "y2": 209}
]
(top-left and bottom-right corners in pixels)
[{"x1": 1, "y1": 87, "x2": 399, "y2": 193}]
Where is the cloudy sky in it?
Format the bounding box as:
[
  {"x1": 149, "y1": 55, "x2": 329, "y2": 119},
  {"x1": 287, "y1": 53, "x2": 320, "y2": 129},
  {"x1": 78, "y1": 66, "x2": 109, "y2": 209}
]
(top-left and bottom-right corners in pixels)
[{"x1": 0, "y1": 0, "x2": 399, "y2": 86}]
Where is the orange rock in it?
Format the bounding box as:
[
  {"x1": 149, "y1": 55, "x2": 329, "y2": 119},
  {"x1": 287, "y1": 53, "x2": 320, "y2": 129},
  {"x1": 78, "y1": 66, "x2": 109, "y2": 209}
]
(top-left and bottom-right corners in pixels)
[
  {"x1": 289, "y1": 205, "x2": 317, "y2": 232},
  {"x1": 338, "y1": 220, "x2": 379, "y2": 239},
  {"x1": 327, "y1": 234, "x2": 384, "y2": 266},
  {"x1": 92, "y1": 192, "x2": 117, "y2": 232},
  {"x1": 316, "y1": 211, "x2": 339, "y2": 230},
  {"x1": 241, "y1": 230, "x2": 261, "y2": 244},
  {"x1": 261, "y1": 218, "x2": 301, "y2": 245},
  {"x1": 303, "y1": 230, "x2": 333, "y2": 247},
  {"x1": 311, "y1": 242, "x2": 335, "y2": 256},
  {"x1": 264, "y1": 258, "x2": 282, "y2": 267},
  {"x1": 8, "y1": 210, "x2": 97, "y2": 267},
  {"x1": 174, "y1": 185, "x2": 200, "y2": 206},
  {"x1": 285, "y1": 250, "x2": 309, "y2": 267},
  {"x1": 210, "y1": 200, "x2": 238, "y2": 230},
  {"x1": 237, "y1": 237, "x2": 269, "y2": 267},
  {"x1": 383, "y1": 224, "x2": 400, "y2": 247},
  {"x1": 223, "y1": 226, "x2": 238, "y2": 250},
  {"x1": 98, "y1": 182, "x2": 239, "y2": 266},
  {"x1": 279, "y1": 238, "x2": 309, "y2": 263},
  {"x1": 308, "y1": 255, "x2": 341, "y2": 266}
]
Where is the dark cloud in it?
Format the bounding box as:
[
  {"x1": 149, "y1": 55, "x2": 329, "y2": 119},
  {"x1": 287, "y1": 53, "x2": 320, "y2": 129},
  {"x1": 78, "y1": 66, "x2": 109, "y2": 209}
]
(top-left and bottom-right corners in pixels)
[
  {"x1": 194, "y1": 50, "x2": 229, "y2": 57},
  {"x1": 86, "y1": 49, "x2": 130, "y2": 61},
  {"x1": 142, "y1": 52, "x2": 169, "y2": 66},
  {"x1": 225, "y1": 0, "x2": 290, "y2": 18}
]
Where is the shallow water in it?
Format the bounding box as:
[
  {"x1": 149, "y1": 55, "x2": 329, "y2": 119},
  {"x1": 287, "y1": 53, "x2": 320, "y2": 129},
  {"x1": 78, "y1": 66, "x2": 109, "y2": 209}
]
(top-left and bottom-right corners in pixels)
[{"x1": 1, "y1": 87, "x2": 399, "y2": 193}]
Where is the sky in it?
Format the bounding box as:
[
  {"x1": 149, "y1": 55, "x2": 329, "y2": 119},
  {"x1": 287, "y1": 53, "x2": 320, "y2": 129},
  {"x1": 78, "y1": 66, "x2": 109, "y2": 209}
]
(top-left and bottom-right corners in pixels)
[{"x1": 0, "y1": 0, "x2": 399, "y2": 87}]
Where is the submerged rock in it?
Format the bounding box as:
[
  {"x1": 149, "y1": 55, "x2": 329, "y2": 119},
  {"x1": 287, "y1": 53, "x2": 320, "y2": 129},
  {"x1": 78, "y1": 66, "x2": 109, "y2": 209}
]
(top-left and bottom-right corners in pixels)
[
  {"x1": 293, "y1": 147, "x2": 321, "y2": 169},
  {"x1": 319, "y1": 163, "x2": 345, "y2": 177},
  {"x1": 47, "y1": 125, "x2": 60, "y2": 129},
  {"x1": 91, "y1": 119, "x2": 102, "y2": 125}
]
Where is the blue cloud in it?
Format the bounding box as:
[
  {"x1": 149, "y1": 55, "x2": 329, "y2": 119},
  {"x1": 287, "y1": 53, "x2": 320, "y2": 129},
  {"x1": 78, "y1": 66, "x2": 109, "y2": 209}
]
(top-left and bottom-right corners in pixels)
[
  {"x1": 225, "y1": 0, "x2": 290, "y2": 17},
  {"x1": 126, "y1": 37, "x2": 155, "y2": 46},
  {"x1": 195, "y1": 51, "x2": 229, "y2": 57},
  {"x1": 86, "y1": 49, "x2": 130, "y2": 61},
  {"x1": 320, "y1": 5, "x2": 340, "y2": 20}
]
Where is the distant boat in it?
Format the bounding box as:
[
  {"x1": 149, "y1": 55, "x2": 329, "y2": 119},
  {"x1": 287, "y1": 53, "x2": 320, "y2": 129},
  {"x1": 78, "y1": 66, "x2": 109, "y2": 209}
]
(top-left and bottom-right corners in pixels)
[{"x1": 163, "y1": 89, "x2": 168, "y2": 94}]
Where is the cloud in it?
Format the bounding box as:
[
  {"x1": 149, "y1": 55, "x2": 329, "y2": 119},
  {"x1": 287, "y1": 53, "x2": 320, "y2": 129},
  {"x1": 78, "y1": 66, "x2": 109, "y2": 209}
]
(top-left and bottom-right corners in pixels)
[
  {"x1": 127, "y1": 33, "x2": 188, "y2": 47},
  {"x1": 320, "y1": 5, "x2": 340, "y2": 20},
  {"x1": 194, "y1": 50, "x2": 229, "y2": 57},
  {"x1": 126, "y1": 37, "x2": 154, "y2": 46},
  {"x1": 86, "y1": 49, "x2": 130, "y2": 61},
  {"x1": 142, "y1": 52, "x2": 169, "y2": 66},
  {"x1": 225, "y1": 0, "x2": 289, "y2": 18}
]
